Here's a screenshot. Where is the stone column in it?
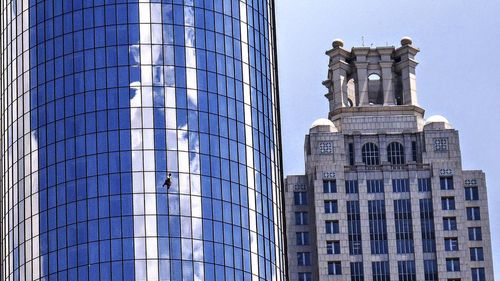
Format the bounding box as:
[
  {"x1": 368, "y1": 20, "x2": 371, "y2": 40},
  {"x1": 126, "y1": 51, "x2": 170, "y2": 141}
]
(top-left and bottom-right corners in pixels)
[
  {"x1": 358, "y1": 177, "x2": 373, "y2": 279},
  {"x1": 399, "y1": 61, "x2": 419, "y2": 106},
  {"x1": 355, "y1": 62, "x2": 369, "y2": 106},
  {"x1": 325, "y1": 39, "x2": 352, "y2": 112},
  {"x1": 409, "y1": 169, "x2": 425, "y2": 280},
  {"x1": 403, "y1": 134, "x2": 413, "y2": 163},
  {"x1": 394, "y1": 38, "x2": 419, "y2": 106},
  {"x1": 378, "y1": 47, "x2": 395, "y2": 106},
  {"x1": 352, "y1": 47, "x2": 370, "y2": 106},
  {"x1": 380, "y1": 62, "x2": 395, "y2": 105},
  {"x1": 331, "y1": 65, "x2": 348, "y2": 109},
  {"x1": 354, "y1": 134, "x2": 363, "y2": 164},
  {"x1": 379, "y1": 135, "x2": 388, "y2": 165}
]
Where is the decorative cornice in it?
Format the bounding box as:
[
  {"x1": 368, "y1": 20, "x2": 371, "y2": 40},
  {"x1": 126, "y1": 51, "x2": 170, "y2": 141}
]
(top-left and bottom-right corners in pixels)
[
  {"x1": 329, "y1": 104, "x2": 425, "y2": 120},
  {"x1": 394, "y1": 58, "x2": 419, "y2": 71}
]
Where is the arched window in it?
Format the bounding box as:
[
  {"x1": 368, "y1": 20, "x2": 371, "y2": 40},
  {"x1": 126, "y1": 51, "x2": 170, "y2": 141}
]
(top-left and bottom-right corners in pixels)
[
  {"x1": 346, "y1": 78, "x2": 356, "y2": 107},
  {"x1": 362, "y1": 142, "x2": 380, "y2": 165},
  {"x1": 368, "y1": 74, "x2": 383, "y2": 105},
  {"x1": 387, "y1": 142, "x2": 405, "y2": 165}
]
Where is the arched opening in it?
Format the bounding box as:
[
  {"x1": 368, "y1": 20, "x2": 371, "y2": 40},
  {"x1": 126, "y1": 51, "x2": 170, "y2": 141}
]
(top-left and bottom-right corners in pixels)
[
  {"x1": 346, "y1": 78, "x2": 357, "y2": 107},
  {"x1": 367, "y1": 73, "x2": 383, "y2": 105},
  {"x1": 362, "y1": 142, "x2": 380, "y2": 165},
  {"x1": 387, "y1": 142, "x2": 405, "y2": 165}
]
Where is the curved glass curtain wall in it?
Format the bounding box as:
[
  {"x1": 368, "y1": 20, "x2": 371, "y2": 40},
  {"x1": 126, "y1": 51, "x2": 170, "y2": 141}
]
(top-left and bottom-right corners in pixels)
[{"x1": 0, "y1": 0, "x2": 285, "y2": 280}]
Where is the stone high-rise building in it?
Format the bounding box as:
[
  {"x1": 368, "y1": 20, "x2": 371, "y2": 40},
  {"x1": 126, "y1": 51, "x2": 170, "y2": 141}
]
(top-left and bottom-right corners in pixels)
[{"x1": 285, "y1": 38, "x2": 493, "y2": 281}]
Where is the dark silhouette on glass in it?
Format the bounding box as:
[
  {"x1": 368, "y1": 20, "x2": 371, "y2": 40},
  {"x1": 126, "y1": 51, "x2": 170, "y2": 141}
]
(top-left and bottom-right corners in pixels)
[{"x1": 163, "y1": 173, "x2": 172, "y2": 189}]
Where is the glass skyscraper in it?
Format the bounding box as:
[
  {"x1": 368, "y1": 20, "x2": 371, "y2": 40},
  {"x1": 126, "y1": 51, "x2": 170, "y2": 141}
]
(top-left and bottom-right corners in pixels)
[{"x1": 0, "y1": 1, "x2": 285, "y2": 280}]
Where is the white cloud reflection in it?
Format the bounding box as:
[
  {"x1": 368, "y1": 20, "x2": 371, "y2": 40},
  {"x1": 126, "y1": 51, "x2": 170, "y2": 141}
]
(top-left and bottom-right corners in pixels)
[
  {"x1": 240, "y1": 2, "x2": 261, "y2": 279},
  {"x1": 131, "y1": 2, "x2": 159, "y2": 279},
  {"x1": 128, "y1": 1, "x2": 206, "y2": 279}
]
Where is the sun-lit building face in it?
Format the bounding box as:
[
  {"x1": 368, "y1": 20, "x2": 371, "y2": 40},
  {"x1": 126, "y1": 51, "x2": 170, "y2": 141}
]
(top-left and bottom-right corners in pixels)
[{"x1": 0, "y1": 1, "x2": 285, "y2": 280}]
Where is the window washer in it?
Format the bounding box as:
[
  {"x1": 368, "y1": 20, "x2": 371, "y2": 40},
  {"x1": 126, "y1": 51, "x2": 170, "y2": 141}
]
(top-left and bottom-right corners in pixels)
[{"x1": 163, "y1": 173, "x2": 172, "y2": 189}]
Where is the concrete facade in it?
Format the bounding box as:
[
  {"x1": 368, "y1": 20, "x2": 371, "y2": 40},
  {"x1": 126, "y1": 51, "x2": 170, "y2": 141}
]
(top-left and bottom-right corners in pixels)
[{"x1": 285, "y1": 38, "x2": 493, "y2": 281}]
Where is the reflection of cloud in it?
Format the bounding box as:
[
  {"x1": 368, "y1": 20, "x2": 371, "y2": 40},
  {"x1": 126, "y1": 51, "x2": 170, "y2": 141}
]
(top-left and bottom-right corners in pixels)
[
  {"x1": 151, "y1": 3, "x2": 162, "y2": 23},
  {"x1": 190, "y1": 153, "x2": 200, "y2": 174},
  {"x1": 131, "y1": 129, "x2": 142, "y2": 149},
  {"x1": 31, "y1": 131, "x2": 41, "y2": 278},
  {"x1": 146, "y1": 237, "x2": 158, "y2": 258},
  {"x1": 151, "y1": 45, "x2": 163, "y2": 65},
  {"x1": 31, "y1": 131, "x2": 39, "y2": 177},
  {"x1": 239, "y1": 2, "x2": 262, "y2": 279},
  {"x1": 190, "y1": 175, "x2": 201, "y2": 196},
  {"x1": 153, "y1": 66, "x2": 163, "y2": 85},
  {"x1": 129, "y1": 45, "x2": 140, "y2": 65},
  {"x1": 184, "y1": 6, "x2": 194, "y2": 27},
  {"x1": 178, "y1": 124, "x2": 189, "y2": 149},
  {"x1": 153, "y1": 88, "x2": 165, "y2": 106},
  {"x1": 182, "y1": 237, "x2": 193, "y2": 260},
  {"x1": 180, "y1": 195, "x2": 191, "y2": 217},
  {"x1": 165, "y1": 66, "x2": 175, "y2": 86},
  {"x1": 131, "y1": 3, "x2": 161, "y2": 279},
  {"x1": 191, "y1": 197, "x2": 202, "y2": 218},
  {"x1": 128, "y1": 2, "x2": 211, "y2": 277},
  {"x1": 185, "y1": 27, "x2": 195, "y2": 47},
  {"x1": 193, "y1": 239, "x2": 204, "y2": 279},
  {"x1": 194, "y1": 261, "x2": 204, "y2": 281},
  {"x1": 187, "y1": 86, "x2": 197, "y2": 105}
]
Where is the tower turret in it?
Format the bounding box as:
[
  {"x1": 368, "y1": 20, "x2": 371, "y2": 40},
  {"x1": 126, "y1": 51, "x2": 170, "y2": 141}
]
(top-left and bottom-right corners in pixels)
[{"x1": 324, "y1": 37, "x2": 420, "y2": 115}]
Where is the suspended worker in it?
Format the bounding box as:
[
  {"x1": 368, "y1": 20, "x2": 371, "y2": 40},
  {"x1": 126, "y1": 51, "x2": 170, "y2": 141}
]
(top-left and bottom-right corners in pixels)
[{"x1": 163, "y1": 173, "x2": 172, "y2": 189}]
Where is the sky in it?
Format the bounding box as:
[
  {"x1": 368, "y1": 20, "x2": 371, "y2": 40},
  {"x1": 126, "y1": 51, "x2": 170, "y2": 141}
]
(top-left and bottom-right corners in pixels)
[{"x1": 275, "y1": 0, "x2": 500, "y2": 276}]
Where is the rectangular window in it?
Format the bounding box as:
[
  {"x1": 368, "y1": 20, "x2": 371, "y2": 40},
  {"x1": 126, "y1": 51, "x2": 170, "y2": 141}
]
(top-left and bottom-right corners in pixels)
[
  {"x1": 440, "y1": 177, "x2": 454, "y2": 190},
  {"x1": 345, "y1": 180, "x2": 359, "y2": 194},
  {"x1": 347, "y1": 201, "x2": 362, "y2": 255},
  {"x1": 392, "y1": 178, "x2": 410, "y2": 192},
  {"x1": 465, "y1": 186, "x2": 479, "y2": 201},
  {"x1": 372, "y1": 261, "x2": 390, "y2": 281},
  {"x1": 367, "y1": 179, "x2": 384, "y2": 193},
  {"x1": 298, "y1": 273, "x2": 312, "y2": 281},
  {"x1": 326, "y1": 241, "x2": 340, "y2": 255},
  {"x1": 467, "y1": 207, "x2": 481, "y2": 220},
  {"x1": 470, "y1": 247, "x2": 484, "y2": 261},
  {"x1": 446, "y1": 258, "x2": 460, "y2": 272},
  {"x1": 323, "y1": 180, "x2": 337, "y2": 193},
  {"x1": 418, "y1": 178, "x2": 431, "y2": 192},
  {"x1": 328, "y1": 261, "x2": 342, "y2": 275},
  {"x1": 296, "y1": 232, "x2": 309, "y2": 246},
  {"x1": 351, "y1": 262, "x2": 364, "y2": 281},
  {"x1": 469, "y1": 227, "x2": 482, "y2": 241},
  {"x1": 326, "y1": 220, "x2": 339, "y2": 234},
  {"x1": 423, "y1": 260, "x2": 438, "y2": 281},
  {"x1": 348, "y1": 143, "x2": 355, "y2": 165},
  {"x1": 294, "y1": 191, "x2": 307, "y2": 205},
  {"x1": 297, "y1": 252, "x2": 311, "y2": 266},
  {"x1": 394, "y1": 199, "x2": 414, "y2": 254},
  {"x1": 411, "y1": 141, "x2": 418, "y2": 162},
  {"x1": 295, "y1": 212, "x2": 308, "y2": 225},
  {"x1": 324, "y1": 200, "x2": 338, "y2": 214},
  {"x1": 441, "y1": 197, "x2": 455, "y2": 210},
  {"x1": 472, "y1": 268, "x2": 486, "y2": 281},
  {"x1": 420, "y1": 199, "x2": 436, "y2": 253},
  {"x1": 397, "y1": 260, "x2": 416, "y2": 281},
  {"x1": 444, "y1": 237, "x2": 459, "y2": 251},
  {"x1": 443, "y1": 217, "x2": 457, "y2": 231},
  {"x1": 368, "y1": 200, "x2": 388, "y2": 254}
]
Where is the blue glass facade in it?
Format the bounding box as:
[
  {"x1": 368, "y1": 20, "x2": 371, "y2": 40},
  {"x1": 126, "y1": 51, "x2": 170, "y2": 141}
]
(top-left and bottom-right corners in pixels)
[{"x1": 1, "y1": 0, "x2": 285, "y2": 280}]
